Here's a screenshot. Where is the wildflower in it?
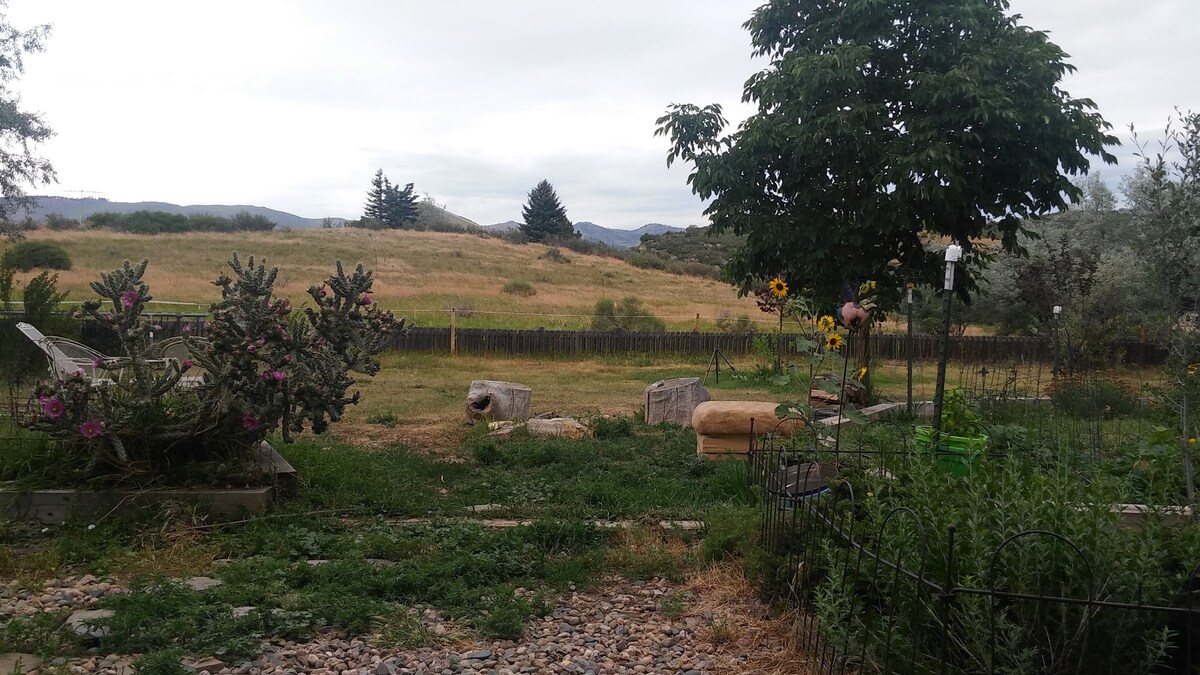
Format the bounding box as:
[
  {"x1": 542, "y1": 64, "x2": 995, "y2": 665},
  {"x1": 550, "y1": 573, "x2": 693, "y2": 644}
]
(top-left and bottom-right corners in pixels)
[
  {"x1": 825, "y1": 333, "x2": 844, "y2": 351},
  {"x1": 817, "y1": 315, "x2": 836, "y2": 333},
  {"x1": 768, "y1": 277, "x2": 788, "y2": 299},
  {"x1": 42, "y1": 398, "x2": 65, "y2": 418},
  {"x1": 271, "y1": 370, "x2": 287, "y2": 382},
  {"x1": 241, "y1": 414, "x2": 261, "y2": 431},
  {"x1": 855, "y1": 367, "x2": 868, "y2": 381},
  {"x1": 79, "y1": 419, "x2": 103, "y2": 439},
  {"x1": 181, "y1": 359, "x2": 194, "y2": 369},
  {"x1": 360, "y1": 294, "x2": 373, "y2": 305},
  {"x1": 120, "y1": 290, "x2": 139, "y2": 308}
]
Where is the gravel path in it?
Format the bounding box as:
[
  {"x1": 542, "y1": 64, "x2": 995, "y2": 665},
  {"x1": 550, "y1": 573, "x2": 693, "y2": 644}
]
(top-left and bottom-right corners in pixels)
[{"x1": 2, "y1": 572, "x2": 795, "y2": 674}]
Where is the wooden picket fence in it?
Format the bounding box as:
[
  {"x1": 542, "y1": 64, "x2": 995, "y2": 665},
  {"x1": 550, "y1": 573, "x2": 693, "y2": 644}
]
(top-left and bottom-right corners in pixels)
[{"x1": 388, "y1": 327, "x2": 1168, "y2": 365}]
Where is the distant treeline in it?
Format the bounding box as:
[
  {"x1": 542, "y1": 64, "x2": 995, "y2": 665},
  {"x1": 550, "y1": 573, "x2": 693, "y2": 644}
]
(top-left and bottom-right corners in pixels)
[{"x1": 43, "y1": 210, "x2": 276, "y2": 234}]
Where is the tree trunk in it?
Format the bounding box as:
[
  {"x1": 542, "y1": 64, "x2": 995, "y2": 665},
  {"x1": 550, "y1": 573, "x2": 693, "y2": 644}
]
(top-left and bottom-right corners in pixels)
[
  {"x1": 465, "y1": 380, "x2": 532, "y2": 424},
  {"x1": 645, "y1": 377, "x2": 710, "y2": 426}
]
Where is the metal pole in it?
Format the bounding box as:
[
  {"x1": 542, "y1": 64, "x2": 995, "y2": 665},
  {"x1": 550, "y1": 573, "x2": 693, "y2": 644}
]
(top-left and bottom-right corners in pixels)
[
  {"x1": 907, "y1": 286, "x2": 914, "y2": 414},
  {"x1": 933, "y1": 246, "x2": 962, "y2": 437},
  {"x1": 1051, "y1": 305, "x2": 1062, "y2": 377}
]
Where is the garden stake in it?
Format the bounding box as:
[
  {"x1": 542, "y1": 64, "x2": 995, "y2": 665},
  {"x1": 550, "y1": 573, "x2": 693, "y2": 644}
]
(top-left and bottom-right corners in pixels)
[{"x1": 933, "y1": 245, "x2": 962, "y2": 439}]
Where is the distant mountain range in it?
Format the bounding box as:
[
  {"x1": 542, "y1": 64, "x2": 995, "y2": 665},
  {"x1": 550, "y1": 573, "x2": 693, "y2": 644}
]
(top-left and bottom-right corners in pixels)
[
  {"x1": 484, "y1": 220, "x2": 686, "y2": 248},
  {"x1": 26, "y1": 195, "x2": 686, "y2": 247},
  {"x1": 27, "y1": 196, "x2": 341, "y2": 230}
]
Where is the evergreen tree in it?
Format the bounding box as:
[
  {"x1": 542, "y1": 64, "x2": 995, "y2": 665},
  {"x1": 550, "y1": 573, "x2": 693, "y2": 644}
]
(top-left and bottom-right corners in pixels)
[
  {"x1": 520, "y1": 180, "x2": 576, "y2": 242},
  {"x1": 383, "y1": 180, "x2": 418, "y2": 229},
  {"x1": 363, "y1": 169, "x2": 387, "y2": 223},
  {"x1": 0, "y1": 9, "x2": 56, "y2": 242}
]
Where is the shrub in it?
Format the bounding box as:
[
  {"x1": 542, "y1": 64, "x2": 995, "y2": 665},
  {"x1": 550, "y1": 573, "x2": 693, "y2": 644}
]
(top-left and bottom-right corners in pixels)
[
  {"x1": 86, "y1": 210, "x2": 276, "y2": 234},
  {"x1": 1047, "y1": 374, "x2": 1139, "y2": 417},
  {"x1": 26, "y1": 255, "x2": 406, "y2": 480},
  {"x1": 540, "y1": 247, "x2": 570, "y2": 264},
  {"x1": 735, "y1": 315, "x2": 755, "y2": 332},
  {"x1": 501, "y1": 280, "x2": 536, "y2": 297},
  {"x1": 591, "y1": 296, "x2": 666, "y2": 332},
  {"x1": 44, "y1": 213, "x2": 80, "y2": 230},
  {"x1": 1, "y1": 241, "x2": 72, "y2": 271}
]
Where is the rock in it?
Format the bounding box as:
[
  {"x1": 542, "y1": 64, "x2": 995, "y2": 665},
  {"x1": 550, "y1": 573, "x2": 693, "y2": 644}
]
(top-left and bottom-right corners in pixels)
[
  {"x1": 465, "y1": 380, "x2": 532, "y2": 424},
  {"x1": 463, "y1": 649, "x2": 492, "y2": 660},
  {"x1": 644, "y1": 378, "x2": 709, "y2": 426},
  {"x1": 231, "y1": 606, "x2": 256, "y2": 619},
  {"x1": 183, "y1": 576, "x2": 224, "y2": 592},
  {"x1": 0, "y1": 653, "x2": 40, "y2": 674},
  {"x1": 181, "y1": 656, "x2": 225, "y2": 672},
  {"x1": 525, "y1": 418, "x2": 591, "y2": 439},
  {"x1": 465, "y1": 504, "x2": 502, "y2": 513},
  {"x1": 65, "y1": 608, "x2": 114, "y2": 639}
]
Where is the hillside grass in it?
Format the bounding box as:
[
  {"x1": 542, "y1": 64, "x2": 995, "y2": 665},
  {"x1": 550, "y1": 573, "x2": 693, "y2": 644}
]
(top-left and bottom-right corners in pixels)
[{"x1": 10, "y1": 229, "x2": 764, "y2": 330}]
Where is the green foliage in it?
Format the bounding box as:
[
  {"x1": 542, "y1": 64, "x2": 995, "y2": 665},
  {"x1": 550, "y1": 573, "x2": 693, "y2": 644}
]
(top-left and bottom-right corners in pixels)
[
  {"x1": 359, "y1": 169, "x2": 418, "y2": 230},
  {"x1": 0, "y1": 9, "x2": 55, "y2": 241},
  {"x1": 366, "y1": 411, "x2": 398, "y2": 427},
  {"x1": 1, "y1": 240, "x2": 72, "y2": 271},
  {"x1": 539, "y1": 247, "x2": 570, "y2": 264},
  {"x1": 86, "y1": 210, "x2": 275, "y2": 234},
  {"x1": 519, "y1": 180, "x2": 577, "y2": 242},
  {"x1": 26, "y1": 255, "x2": 405, "y2": 480},
  {"x1": 1047, "y1": 374, "x2": 1139, "y2": 418},
  {"x1": 590, "y1": 296, "x2": 666, "y2": 332},
  {"x1": 635, "y1": 225, "x2": 741, "y2": 275},
  {"x1": 655, "y1": 0, "x2": 1117, "y2": 306},
  {"x1": 938, "y1": 388, "x2": 983, "y2": 437},
  {"x1": 702, "y1": 503, "x2": 759, "y2": 562},
  {"x1": 0, "y1": 609, "x2": 78, "y2": 657},
  {"x1": 0, "y1": 268, "x2": 73, "y2": 383},
  {"x1": 44, "y1": 212, "x2": 80, "y2": 230},
  {"x1": 501, "y1": 280, "x2": 536, "y2": 296},
  {"x1": 132, "y1": 649, "x2": 188, "y2": 675}
]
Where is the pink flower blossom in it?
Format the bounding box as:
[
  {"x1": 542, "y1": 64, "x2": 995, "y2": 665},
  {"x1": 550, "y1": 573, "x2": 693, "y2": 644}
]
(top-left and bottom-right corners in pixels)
[
  {"x1": 247, "y1": 344, "x2": 256, "y2": 353},
  {"x1": 182, "y1": 324, "x2": 192, "y2": 333},
  {"x1": 103, "y1": 313, "x2": 113, "y2": 321},
  {"x1": 120, "y1": 290, "x2": 139, "y2": 308},
  {"x1": 241, "y1": 414, "x2": 260, "y2": 431},
  {"x1": 153, "y1": 324, "x2": 162, "y2": 331},
  {"x1": 360, "y1": 294, "x2": 373, "y2": 305},
  {"x1": 318, "y1": 286, "x2": 328, "y2": 298},
  {"x1": 92, "y1": 357, "x2": 104, "y2": 369},
  {"x1": 202, "y1": 321, "x2": 211, "y2": 330},
  {"x1": 270, "y1": 370, "x2": 286, "y2": 382},
  {"x1": 181, "y1": 359, "x2": 194, "y2": 369},
  {"x1": 79, "y1": 419, "x2": 104, "y2": 439},
  {"x1": 72, "y1": 310, "x2": 83, "y2": 319},
  {"x1": 38, "y1": 394, "x2": 49, "y2": 406},
  {"x1": 42, "y1": 398, "x2": 65, "y2": 418},
  {"x1": 283, "y1": 353, "x2": 293, "y2": 363}
]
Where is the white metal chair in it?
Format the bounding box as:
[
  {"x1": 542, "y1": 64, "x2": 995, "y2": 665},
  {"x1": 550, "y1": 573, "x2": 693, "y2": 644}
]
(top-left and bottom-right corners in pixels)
[
  {"x1": 16, "y1": 322, "x2": 120, "y2": 384},
  {"x1": 153, "y1": 336, "x2": 208, "y2": 388}
]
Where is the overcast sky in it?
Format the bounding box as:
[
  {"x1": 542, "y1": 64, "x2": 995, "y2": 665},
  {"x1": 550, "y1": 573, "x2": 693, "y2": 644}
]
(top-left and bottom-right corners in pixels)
[{"x1": 7, "y1": 1, "x2": 1199, "y2": 229}]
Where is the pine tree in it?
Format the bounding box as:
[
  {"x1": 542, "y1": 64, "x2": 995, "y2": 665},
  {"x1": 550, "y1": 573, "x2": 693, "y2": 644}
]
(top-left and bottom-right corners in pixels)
[
  {"x1": 519, "y1": 180, "x2": 576, "y2": 242},
  {"x1": 363, "y1": 169, "x2": 387, "y2": 224},
  {"x1": 383, "y1": 181, "x2": 417, "y2": 229}
]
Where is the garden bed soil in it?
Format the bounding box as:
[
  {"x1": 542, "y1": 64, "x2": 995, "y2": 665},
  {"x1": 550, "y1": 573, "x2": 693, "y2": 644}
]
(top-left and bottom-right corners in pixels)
[{"x1": 0, "y1": 442, "x2": 296, "y2": 525}]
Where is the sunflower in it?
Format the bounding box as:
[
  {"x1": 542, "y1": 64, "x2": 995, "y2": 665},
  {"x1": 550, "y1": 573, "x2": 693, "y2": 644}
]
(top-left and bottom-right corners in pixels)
[
  {"x1": 768, "y1": 276, "x2": 788, "y2": 298},
  {"x1": 817, "y1": 315, "x2": 836, "y2": 333},
  {"x1": 868, "y1": 280, "x2": 877, "y2": 290},
  {"x1": 855, "y1": 366, "x2": 868, "y2": 381},
  {"x1": 825, "y1": 333, "x2": 844, "y2": 351}
]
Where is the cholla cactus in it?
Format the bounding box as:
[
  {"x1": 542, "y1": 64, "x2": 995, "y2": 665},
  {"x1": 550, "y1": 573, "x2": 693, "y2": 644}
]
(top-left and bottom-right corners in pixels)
[{"x1": 27, "y1": 253, "x2": 406, "y2": 477}]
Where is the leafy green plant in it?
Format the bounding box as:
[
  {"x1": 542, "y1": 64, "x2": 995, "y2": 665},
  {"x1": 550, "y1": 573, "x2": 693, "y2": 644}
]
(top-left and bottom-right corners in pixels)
[
  {"x1": 1, "y1": 240, "x2": 71, "y2": 271},
  {"x1": 132, "y1": 649, "x2": 187, "y2": 675},
  {"x1": 658, "y1": 591, "x2": 686, "y2": 618},
  {"x1": 366, "y1": 411, "x2": 398, "y2": 427},
  {"x1": 590, "y1": 296, "x2": 665, "y2": 332},
  {"x1": 939, "y1": 388, "x2": 983, "y2": 437}
]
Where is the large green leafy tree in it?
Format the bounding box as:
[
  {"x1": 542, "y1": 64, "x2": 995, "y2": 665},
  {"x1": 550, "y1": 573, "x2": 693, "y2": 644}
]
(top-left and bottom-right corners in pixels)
[
  {"x1": 0, "y1": 7, "x2": 55, "y2": 241},
  {"x1": 520, "y1": 179, "x2": 577, "y2": 242},
  {"x1": 655, "y1": 0, "x2": 1117, "y2": 306}
]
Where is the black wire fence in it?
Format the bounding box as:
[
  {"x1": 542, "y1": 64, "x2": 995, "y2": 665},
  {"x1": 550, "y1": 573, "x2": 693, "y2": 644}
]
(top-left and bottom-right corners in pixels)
[{"x1": 746, "y1": 404, "x2": 1200, "y2": 675}]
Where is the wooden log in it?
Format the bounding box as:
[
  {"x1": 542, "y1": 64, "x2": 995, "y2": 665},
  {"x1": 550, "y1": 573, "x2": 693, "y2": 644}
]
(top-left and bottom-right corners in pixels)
[
  {"x1": 645, "y1": 377, "x2": 710, "y2": 426},
  {"x1": 465, "y1": 380, "x2": 532, "y2": 424}
]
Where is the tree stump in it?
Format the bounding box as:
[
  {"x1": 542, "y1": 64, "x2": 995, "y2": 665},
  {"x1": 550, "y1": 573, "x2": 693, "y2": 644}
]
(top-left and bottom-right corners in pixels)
[
  {"x1": 645, "y1": 377, "x2": 710, "y2": 426},
  {"x1": 465, "y1": 380, "x2": 532, "y2": 424}
]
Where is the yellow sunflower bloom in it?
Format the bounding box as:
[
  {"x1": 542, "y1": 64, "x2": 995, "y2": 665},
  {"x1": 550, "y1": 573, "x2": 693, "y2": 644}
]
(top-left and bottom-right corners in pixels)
[
  {"x1": 855, "y1": 367, "x2": 868, "y2": 381},
  {"x1": 768, "y1": 276, "x2": 788, "y2": 298},
  {"x1": 868, "y1": 280, "x2": 877, "y2": 290},
  {"x1": 817, "y1": 315, "x2": 836, "y2": 333},
  {"x1": 825, "y1": 333, "x2": 843, "y2": 351},
  {"x1": 1189, "y1": 364, "x2": 1198, "y2": 376}
]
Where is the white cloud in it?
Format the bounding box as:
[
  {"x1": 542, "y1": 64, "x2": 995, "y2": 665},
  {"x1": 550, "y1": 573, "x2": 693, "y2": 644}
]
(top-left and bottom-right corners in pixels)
[{"x1": 6, "y1": 0, "x2": 1198, "y2": 228}]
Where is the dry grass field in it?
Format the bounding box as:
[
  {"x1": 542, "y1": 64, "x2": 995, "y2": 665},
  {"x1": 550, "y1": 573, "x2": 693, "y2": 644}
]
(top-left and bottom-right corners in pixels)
[{"x1": 13, "y1": 228, "x2": 764, "y2": 330}]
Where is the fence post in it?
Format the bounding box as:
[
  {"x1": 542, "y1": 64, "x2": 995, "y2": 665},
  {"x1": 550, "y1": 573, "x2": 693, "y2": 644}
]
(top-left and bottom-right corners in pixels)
[
  {"x1": 938, "y1": 524, "x2": 957, "y2": 674},
  {"x1": 450, "y1": 308, "x2": 456, "y2": 355}
]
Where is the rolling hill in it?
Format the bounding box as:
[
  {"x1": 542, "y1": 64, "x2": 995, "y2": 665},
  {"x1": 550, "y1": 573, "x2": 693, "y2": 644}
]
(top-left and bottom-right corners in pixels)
[
  {"x1": 484, "y1": 220, "x2": 686, "y2": 248},
  {"x1": 10, "y1": 228, "x2": 763, "y2": 331},
  {"x1": 27, "y1": 195, "x2": 339, "y2": 230}
]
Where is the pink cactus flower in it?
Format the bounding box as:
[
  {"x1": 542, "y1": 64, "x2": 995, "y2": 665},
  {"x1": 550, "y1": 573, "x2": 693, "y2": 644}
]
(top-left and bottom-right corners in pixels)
[
  {"x1": 241, "y1": 414, "x2": 260, "y2": 431},
  {"x1": 42, "y1": 398, "x2": 65, "y2": 418},
  {"x1": 72, "y1": 311, "x2": 83, "y2": 319},
  {"x1": 92, "y1": 357, "x2": 104, "y2": 369},
  {"x1": 271, "y1": 370, "x2": 287, "y2": 382},
  {"x1": 183, "y1": 324, "x2": 192, "y2": 333},
  {"x1": 120, "y1": 290, "x2": 139, "y2": 308},
  {"x1": 181, "y1": 359, "x2": 194, "y2": 369},
  {"x1": 103, "y1": 313, "x2": 113, "y2": 321},
  {"x1": 360, "y1": 294, "x2": 373, "y2": 305},
  {"x1": 153, "y1": 324, "x2": 162, "y2": 331},
  {"x1": 247, "y1": 344, "x2": 256, "y2": 353},
  {"x1": 79, "y1": 419, "x2": 104, "y2": 439}
]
